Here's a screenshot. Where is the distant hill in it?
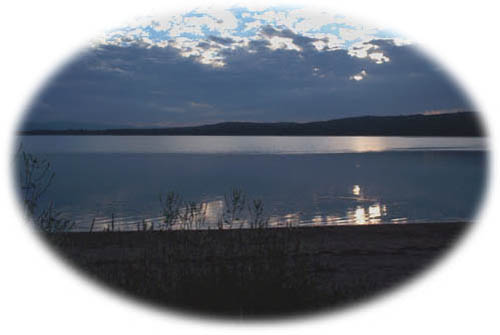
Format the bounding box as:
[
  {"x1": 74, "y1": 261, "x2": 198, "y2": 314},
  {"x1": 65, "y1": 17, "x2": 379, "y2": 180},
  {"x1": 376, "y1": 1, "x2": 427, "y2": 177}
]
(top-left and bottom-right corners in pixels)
[
  {"x1": 20, "y1": 112, "x2": 484, "y2": 137},
  {"x1": 21, "y1": 121, "x2": 130, "y2": 131}
]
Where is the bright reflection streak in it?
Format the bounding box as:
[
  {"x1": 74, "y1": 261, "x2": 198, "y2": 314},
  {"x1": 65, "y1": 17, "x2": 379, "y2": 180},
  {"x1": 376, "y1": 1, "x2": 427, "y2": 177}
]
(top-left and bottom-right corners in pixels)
[
  {"x1": 349, "y1": 136, "x2": 387, "y2": 152},
  {"x1": 354, "y1": 206, "x2": 366, "y2": 224},
  {"x1": 352, "y1": 185, "x2": 361, "y2": 196},
  {"x1": 81, "y1": 187, "x2": 395, "y2": 231},
  {"x1": 205, "y1": 199, "x2": 224, "y2": 220},
  {"x1": 282, "y1": 213, "x2": 300, "y2": 227},
  {"x1": 369, "y1": 203, "x2": 381, "y2": 218},
  {"x1": 312, "y1": 215, "x2": 323, "y2": 225},
  {"x1": 325, "y1": 215, "x2": 340, "y2": 224},
  {"x1": 391, "y1": 217, "x2": 408, "y2": 224},
  {"x1": 196, "y1": 187, "x2": 391, "y2": 227},
  {"x1": 342, "y1": 201, "x2": 388, "y2": 225}
]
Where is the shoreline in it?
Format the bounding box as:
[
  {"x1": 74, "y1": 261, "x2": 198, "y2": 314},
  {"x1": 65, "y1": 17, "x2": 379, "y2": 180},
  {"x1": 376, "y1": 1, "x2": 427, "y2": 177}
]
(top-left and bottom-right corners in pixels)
[
  {"x1": 19, "y1": 133, "x2": 484, "y2": 137},
  {"x1": 65, "y1": 220, "x2": 467, "y2": 232},
  {"x1": 47, "y1": 222, "x2": 468, "y2": 318}
]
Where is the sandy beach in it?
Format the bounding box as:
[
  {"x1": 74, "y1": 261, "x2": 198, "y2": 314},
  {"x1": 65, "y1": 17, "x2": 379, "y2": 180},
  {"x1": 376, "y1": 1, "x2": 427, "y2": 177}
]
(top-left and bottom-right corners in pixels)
[{"x1": 46, "y1": 222, "x2": 468, "y2": 318}]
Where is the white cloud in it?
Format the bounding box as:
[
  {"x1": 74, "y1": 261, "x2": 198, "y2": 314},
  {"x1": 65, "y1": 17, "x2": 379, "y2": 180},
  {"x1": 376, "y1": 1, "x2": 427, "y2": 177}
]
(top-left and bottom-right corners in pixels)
[
  {"x1": 91, "y1": 6, "x2": 409, "y2": 68},
  {"x1": 267, "y1": 36, "x2": 301, "y2": 52},
  {"x1": 253, "y1": 9, "x2": 294, "y2": 27},
  {"x1": 348, "y1": 42, "x2": 390, "y2": 63},
  {"x1": 287, "y1": 9, "x2": 337, "y2": 32},
  {"x1": 339, "y1": 27, "x2": 377, "y2": 41},
  {"x1": 309, "y1": 33, "x2": 344, "y2": 50},
  {"x1": 350, "y1": 70, "x2": 367, "y2": 81},
  {"x1": 243, "y1": 20, "x2": 262, "y2": 31},
  {"x1": 368, "y1": 52, "x2": 390, "y2": 64},
  {"x1": 192, "y1": 8, "x2": 238, "y2": 32}
]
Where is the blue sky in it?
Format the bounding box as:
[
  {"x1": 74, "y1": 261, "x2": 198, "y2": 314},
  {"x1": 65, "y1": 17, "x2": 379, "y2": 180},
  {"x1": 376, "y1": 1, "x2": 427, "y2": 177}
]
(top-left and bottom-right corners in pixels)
[{"x1": 25, "y1": 6, "x2": 472, "y2": 128}]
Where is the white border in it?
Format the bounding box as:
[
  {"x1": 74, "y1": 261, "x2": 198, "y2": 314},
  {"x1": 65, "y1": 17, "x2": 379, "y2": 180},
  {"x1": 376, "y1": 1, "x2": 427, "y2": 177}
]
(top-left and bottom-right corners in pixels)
[{"x1": 1, "y1": 0, "x2": 498, "y2": 334}]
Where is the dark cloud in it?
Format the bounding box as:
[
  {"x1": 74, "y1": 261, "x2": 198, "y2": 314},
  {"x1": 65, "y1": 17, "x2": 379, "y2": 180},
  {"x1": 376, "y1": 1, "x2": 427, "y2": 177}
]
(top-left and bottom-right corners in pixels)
[
  {"x1": 208, "y1": 35, "x2": 235, "y2": 46},
  {"x1": 25, "y1": 35, "x2": 473, "y2": 128},
  {"x1": 260, "y1": 25, "x2": 323, "y2": 50},
  {"x1": 197, "y1": 41, "x2": 211, "y2": 50}
]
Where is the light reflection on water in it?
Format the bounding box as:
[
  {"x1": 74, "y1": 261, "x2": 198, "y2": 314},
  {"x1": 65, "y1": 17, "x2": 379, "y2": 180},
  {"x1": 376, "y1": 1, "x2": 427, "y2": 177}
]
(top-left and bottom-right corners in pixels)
[
  {"x1": 20, "y1": 135, "x2": 487, "y2": 154},
  {"x1": 66, "y1": 184, "x2": 411, "y2": 231},
  {"x1": 22, "y1": 144, "x2": 485, "y2": 232}
]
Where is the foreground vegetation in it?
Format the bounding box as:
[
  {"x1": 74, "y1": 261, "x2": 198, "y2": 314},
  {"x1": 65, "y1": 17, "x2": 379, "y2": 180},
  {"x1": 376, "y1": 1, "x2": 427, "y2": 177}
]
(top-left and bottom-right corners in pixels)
[
  {"x1": 17, "y1": 145, "x2": 273, "y2": 232},
  {"x1": 16, "y1": 147, "x2": 468, "y2": 317},
  {"x1": 47, "y1": 222, "x2": 466, "y2": 317},
  {"x1": 17, "y1": 146, "x2": 74, "y2": 232}
]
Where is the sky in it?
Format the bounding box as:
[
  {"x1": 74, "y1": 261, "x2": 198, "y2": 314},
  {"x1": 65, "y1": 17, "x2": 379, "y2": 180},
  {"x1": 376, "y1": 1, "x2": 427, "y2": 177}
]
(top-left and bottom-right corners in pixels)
[{"x1": 25, "y1": 6, "x2": 473, "y2": 128}]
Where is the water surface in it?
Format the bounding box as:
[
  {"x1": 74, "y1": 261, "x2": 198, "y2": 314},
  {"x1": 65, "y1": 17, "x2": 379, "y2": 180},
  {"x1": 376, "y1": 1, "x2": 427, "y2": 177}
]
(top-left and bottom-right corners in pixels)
[
  {"x1": 18, "y1": 136, "x2": 487, "y2": 231},
  {"x1": 20, "y1": 135, "x2": 486, "y2": 154}
]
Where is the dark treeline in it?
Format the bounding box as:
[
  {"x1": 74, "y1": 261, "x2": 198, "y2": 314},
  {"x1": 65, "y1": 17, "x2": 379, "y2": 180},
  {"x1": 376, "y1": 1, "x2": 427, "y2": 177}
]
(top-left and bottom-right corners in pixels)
[{"x1": 20, "y1": 112, "x2": 484, "y2": 137}]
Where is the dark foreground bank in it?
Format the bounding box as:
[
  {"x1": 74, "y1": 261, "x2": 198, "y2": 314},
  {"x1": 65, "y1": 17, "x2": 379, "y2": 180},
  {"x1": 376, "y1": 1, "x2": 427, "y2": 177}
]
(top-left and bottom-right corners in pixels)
[{"x1": 47, "y1": 222, "x2": 468, "y2": 318}]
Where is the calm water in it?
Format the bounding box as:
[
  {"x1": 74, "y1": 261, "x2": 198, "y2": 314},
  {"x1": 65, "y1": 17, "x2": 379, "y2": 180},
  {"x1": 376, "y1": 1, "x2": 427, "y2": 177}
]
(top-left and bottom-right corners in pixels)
[
  {"x1": 18, "y1": 136, "x2": 487, "y2": 231},
  {"x1": 20, "y1": 135, "x2": 486, "y2": 154}
]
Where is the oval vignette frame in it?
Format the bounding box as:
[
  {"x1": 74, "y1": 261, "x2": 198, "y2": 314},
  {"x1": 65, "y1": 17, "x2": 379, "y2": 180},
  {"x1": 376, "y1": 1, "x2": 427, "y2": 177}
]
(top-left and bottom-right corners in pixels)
[{"x1": 8, "y1": 2, "x2": 492, "y2": 323}]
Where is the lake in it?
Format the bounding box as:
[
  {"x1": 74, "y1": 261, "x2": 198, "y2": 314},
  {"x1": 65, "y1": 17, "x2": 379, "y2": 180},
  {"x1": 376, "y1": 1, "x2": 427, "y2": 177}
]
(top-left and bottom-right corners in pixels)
[{"x1": 17, "y1": 136, "x2": 487, "y2": 231}]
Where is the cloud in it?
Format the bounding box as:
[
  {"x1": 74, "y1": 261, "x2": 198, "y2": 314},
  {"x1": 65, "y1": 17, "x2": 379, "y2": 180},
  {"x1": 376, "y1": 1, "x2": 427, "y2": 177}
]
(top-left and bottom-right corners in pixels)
[
  {"x1": 260, "y1": 25, "x2": 322, "y2": 51},
  {"x1": 25, "y1": 34, "x2": 472, "y2": 128},
  {"x1": 423, "y1": 109, "x2": 462, "y2": 115},
  {"x1": 208, "y1": 35, "x2": 235, "y2": 45},
  {"x1": 189, "y1": 101, "x2": 214, "y2": 109},
  {"x1": 91, "y1": 7, "x2": 407, "y2": 67},
  {"x1": 350, "y1": 70, "x2": 367, "y2": 81},
  {"x1": 25, "y1": 8, "x2": 471, "y2": 128}
]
